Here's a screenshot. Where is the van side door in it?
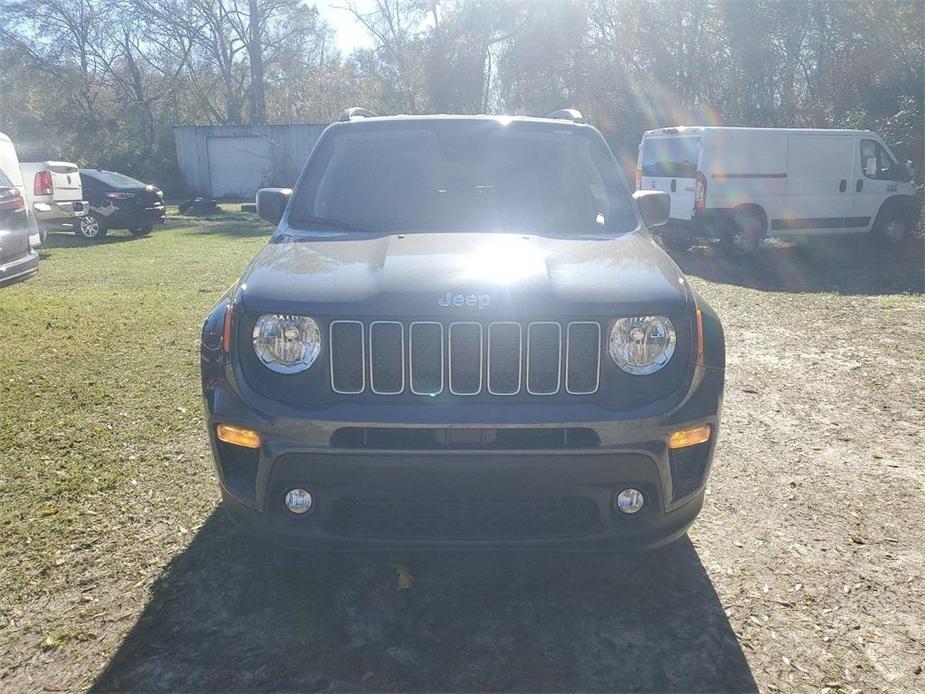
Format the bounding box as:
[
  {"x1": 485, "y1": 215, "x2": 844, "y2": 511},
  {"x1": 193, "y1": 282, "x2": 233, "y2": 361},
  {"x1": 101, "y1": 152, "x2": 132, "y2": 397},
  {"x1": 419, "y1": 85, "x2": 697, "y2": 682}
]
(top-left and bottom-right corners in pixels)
[
  {"x1": 780, "y1": 135, "x2": 855, "y2": 234},
  {"x1": 853, "y1": 138, "x2": 908, "y2": 232}
]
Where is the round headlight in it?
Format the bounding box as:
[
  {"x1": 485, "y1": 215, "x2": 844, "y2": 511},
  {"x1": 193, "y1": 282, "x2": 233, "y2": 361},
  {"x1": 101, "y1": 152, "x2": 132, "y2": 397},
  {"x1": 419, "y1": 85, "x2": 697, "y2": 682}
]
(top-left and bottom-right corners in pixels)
[
  {"x1": 252, "y1": 314, "x2": 321, "y2": 373},
  {"x1": 608, "y1": 316, "x2": 676, "y2": 375}
]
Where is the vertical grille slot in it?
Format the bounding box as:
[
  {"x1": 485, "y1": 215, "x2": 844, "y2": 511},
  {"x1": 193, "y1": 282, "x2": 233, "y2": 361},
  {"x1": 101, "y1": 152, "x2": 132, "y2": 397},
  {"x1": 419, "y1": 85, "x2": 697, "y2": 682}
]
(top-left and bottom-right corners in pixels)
[
  {"x1": 488, "y1": 322, "x2": 522, "y2": 395},
  {"x1": 329, "y1": 321, "x2": 365, "y2": 394},
  {"x1": 566, "y1": 322, "x2": 601, "y2": 394},
  {"x1": 409, "y1": 322, "x2": 444, "y2": 395},
  {"x1": 448, "y1": 322, "x2": 483, "y2": 395},
  {"x1": 369, "y1": 321, "x2": 404, "y2": 394},
  {"x1": 527, "y1": 322, "x2": 561, "y2": 395}
]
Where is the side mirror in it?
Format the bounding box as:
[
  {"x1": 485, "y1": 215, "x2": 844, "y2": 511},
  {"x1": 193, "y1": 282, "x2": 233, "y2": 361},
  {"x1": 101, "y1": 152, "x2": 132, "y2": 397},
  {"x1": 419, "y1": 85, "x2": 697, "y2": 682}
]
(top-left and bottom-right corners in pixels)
[
  {"x1": 256, "y1": 188, "x2": 292, "y2": 226},
  {"x1": 633, "y1": 190, "x2": 670, "y2": 228}
]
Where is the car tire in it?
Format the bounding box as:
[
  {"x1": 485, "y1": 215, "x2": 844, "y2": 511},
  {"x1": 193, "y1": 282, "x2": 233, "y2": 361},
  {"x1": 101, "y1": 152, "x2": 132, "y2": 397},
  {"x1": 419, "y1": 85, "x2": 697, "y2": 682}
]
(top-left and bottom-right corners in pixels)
[
  {"x1": 129, "y1": 225, "x2": 153, "y2": 236},
  {"x1": 721, "y1": 207, "x2": 764, "y2": 255},
  {"x1": 76, "y1": 213, "x2": 107, "y2": 241},
  {"x1": 870, "y1": 207, "x2": 911, "y2": 247}
]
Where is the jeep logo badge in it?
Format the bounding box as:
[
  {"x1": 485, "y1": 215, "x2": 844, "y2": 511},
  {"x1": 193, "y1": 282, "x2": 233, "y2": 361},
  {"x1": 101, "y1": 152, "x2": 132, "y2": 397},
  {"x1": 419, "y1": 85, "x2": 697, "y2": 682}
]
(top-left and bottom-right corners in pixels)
[{"x1": 438, "y1": 292, "x2": 491, "y2": 309}]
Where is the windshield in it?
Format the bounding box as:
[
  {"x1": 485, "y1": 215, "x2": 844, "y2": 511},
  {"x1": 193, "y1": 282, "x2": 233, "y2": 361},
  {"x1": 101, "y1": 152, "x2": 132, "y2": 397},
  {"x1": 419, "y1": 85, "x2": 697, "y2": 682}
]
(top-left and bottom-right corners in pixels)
[
  {"x1": 82, "y1": 170, "x2": 146, "y2": 188},
  {"x1": 640, "y1": 136, "x2": 700, "y2": 178},
  {"x1": 289, "y1": 120, "x2": 637, "y2": 235}
]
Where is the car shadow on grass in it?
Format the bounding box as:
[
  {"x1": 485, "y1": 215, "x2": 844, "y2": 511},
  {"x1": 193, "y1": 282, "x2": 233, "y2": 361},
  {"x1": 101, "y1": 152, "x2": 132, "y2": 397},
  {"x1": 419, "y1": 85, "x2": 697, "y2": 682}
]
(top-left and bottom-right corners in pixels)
[
  {"x1": 667, "y1": 234, "x2": 925, "y2": 295},
  {"x1": 184, "y1": 218, "x2": 273, "y2": 239},
  {"x1": 91, "y1": 510, "x2": 756, "y2": 693},
  {"x1": 39, "y1": 231, "x2": 140, "y2": 254}
]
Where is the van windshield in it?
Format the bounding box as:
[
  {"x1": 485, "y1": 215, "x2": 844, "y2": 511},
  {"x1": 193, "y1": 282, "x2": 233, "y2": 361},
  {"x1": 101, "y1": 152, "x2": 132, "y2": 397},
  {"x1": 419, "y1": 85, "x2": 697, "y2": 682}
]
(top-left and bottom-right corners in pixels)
[
  {"x1": 289, "y1": 120, "x2": 637, "y2": 235},
  {"x1": 641, "y1": 136, "x2": 700, "y2": 178}
]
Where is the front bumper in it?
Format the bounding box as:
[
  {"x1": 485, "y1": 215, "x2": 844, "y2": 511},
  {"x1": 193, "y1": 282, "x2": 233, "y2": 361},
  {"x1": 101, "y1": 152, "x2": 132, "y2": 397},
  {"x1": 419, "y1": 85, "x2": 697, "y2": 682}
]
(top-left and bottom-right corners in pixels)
[
  {"x1": 221, "y1": 451, "x2": 708, "y2": 551},
  {"x1": 204, "y1": 357, "x2": 724, "y2": 551}
]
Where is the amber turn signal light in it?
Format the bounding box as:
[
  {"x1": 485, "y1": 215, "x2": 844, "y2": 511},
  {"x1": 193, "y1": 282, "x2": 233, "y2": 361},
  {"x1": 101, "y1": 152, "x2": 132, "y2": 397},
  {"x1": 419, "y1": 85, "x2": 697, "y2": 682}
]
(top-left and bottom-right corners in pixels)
[
  {"x1": 668, "y1": 424, "x2": 711, "y2": 449},
  {"x1": 216, "y1": 424, "x2": 261, "y2": 448},
  {"x1": 222, "y1": 304, "x2": 233, "y2": 353},
  {"x1": 695, "y1": 308, "x2": 704, "y2": 364}
]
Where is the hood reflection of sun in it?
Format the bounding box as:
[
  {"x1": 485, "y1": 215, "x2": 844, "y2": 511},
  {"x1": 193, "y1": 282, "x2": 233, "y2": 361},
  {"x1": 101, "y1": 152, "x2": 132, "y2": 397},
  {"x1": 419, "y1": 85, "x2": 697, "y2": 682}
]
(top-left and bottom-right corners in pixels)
[{"x1": 462, "y1": 237, "x2": 546, "y2": 285}]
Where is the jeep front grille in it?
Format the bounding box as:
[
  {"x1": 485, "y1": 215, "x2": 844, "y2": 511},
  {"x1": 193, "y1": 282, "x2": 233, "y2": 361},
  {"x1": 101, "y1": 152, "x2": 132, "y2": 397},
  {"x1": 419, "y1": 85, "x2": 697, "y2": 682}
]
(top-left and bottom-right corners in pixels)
[{"x1": 328, "y1": 320, "x2": 601, "y2": 396}]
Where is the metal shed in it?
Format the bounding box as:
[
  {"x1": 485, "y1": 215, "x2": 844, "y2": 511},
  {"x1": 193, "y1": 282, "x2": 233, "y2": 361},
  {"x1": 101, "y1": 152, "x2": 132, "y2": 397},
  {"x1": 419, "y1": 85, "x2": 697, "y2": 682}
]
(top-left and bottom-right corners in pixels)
[{"x1": 174, "y1": 123, "x2": 327, "y2": 199}]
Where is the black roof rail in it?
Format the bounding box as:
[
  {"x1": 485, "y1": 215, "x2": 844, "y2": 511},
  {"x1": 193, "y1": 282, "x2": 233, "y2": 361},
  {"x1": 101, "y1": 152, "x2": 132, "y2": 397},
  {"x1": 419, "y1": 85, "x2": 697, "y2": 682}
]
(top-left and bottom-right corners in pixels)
[
  {"x1": 338, "y1": 107, "x2": 377, "y2": 122},
  {"x1": 545, "y1": 108, "x2": 585, "y2": 124}
]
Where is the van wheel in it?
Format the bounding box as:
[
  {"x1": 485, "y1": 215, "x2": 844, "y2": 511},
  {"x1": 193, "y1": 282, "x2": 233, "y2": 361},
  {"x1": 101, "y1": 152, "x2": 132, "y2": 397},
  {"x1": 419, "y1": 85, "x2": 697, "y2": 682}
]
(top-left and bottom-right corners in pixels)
[
  {"x1": 76, "y1": 214, "x2": 107, "y2": 240},
  {"x1": 722, "y1": 208, "x2": 764, "y2": 255},
  {"x1": 129, "y1": 225, "x2": 153, "y2": 236},
  {"x1": 870, "y1": 208, "x2": 911, "y2": 246}
]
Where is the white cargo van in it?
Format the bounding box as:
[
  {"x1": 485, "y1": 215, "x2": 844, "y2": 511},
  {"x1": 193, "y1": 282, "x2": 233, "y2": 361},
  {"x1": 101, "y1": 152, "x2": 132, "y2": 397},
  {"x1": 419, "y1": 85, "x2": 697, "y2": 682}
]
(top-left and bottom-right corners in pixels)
[
  {"x1": 637, "y1": 127, "x2": 919, "y2": 252},
  {"x1": 20, "y1": 161, "x2": 87, "y2": 238}
]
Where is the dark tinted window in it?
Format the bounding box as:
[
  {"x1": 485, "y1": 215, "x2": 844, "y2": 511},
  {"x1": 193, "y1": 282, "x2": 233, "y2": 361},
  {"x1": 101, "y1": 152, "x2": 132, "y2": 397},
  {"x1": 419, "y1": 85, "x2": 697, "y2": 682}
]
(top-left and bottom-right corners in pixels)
[
  {"x1": 0, "y1": 168, "x2": 12, "y2": 188},
  {"x1": 640, "y1": 136, "x2": 700, "y2": 177},
  {"x1": 290, "y1": 120, "x2": 636, "y2": 235},
  {"x1": 81, "y1": 170, "x2": 145, "y2": 188}
]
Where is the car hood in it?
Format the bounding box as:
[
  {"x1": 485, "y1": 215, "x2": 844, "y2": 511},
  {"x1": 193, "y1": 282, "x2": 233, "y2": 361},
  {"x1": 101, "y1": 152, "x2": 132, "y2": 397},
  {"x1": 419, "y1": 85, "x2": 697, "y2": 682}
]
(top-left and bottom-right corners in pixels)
[{"x1": 239, "y1": 230, "x2": 691, "y2": 317}]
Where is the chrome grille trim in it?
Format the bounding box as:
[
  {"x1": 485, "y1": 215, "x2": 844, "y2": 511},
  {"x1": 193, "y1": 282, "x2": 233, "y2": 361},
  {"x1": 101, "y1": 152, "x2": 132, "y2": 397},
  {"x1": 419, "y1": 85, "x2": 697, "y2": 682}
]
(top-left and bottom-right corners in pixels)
[
  {"x1": 368, "y1": 321, "x2": 405, "y2": 395},
  {"x1": 328, "y1": 319, "x2": 600, "y2": 397},
  {"x1": 487, "y1": 321, "x2": 522, "y2": 395},
  {"x1": 409, "y1": 321, "x2": 444, "y2": 395},
  {"x1": 565, "y1": 321, "x2": 601, "y2": 395},
  {"x1": 329, "y1": 320, "x2": 365, "y2": 394},
  {"x1": 448, "y1": 321, "x2": 483, "y2": 396},
  {"x1": 526, "y1": 322, "x2": 562, "y2": 395}
]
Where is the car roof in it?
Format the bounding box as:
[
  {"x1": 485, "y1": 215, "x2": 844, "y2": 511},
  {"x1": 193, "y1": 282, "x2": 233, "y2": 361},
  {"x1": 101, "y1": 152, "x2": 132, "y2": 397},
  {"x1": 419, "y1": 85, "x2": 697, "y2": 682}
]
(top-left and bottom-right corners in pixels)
[
  {"x1": 643, "y1": 126, "x2": 875, "y2": 137},
  {"x1": 334, "y1": 114, "x2": 592, "y2": 129}
]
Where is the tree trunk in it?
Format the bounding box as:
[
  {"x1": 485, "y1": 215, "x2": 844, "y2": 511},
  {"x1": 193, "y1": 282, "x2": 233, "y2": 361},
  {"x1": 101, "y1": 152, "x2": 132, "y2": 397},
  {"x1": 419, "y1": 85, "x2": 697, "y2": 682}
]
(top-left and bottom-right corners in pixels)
[{"x1": 248, "y1": 0, "x2": 267, "y2": 124}]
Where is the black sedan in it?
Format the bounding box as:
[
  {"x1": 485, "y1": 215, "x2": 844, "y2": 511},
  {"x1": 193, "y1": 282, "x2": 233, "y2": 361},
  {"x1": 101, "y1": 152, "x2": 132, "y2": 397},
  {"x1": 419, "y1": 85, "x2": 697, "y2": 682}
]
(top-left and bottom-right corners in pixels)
[{"x1": 77, "y1": 169, "x2": 166, "y2": 240}]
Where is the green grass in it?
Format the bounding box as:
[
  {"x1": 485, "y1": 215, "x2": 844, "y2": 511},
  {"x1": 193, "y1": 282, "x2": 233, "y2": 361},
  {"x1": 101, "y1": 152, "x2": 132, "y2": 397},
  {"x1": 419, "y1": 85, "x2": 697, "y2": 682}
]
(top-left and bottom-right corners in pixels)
[{"x1": 0, "y1": 213, "x2": 267, "y2": 606}]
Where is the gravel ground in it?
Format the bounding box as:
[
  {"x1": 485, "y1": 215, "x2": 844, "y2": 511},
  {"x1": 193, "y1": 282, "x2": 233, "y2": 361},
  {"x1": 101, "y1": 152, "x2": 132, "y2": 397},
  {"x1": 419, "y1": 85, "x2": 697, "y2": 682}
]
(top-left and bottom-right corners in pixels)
[{"x1": 1, "y1": 225, "x2": 923, "y2": 693}]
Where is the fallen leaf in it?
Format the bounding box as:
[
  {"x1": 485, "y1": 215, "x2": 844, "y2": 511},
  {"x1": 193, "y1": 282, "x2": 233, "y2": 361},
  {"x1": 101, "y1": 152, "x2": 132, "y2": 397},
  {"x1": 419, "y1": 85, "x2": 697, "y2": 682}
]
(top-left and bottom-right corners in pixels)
[{"x1": 392, "y1": 564, "x2": 413, "y2": 590}]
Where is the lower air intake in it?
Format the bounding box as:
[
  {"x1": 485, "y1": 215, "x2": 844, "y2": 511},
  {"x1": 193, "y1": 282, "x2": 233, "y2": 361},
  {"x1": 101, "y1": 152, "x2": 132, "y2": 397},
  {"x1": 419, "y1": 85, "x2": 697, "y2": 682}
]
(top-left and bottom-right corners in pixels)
[{"x1": 329, "y1": 496, "x2": 601, "y2": 540}]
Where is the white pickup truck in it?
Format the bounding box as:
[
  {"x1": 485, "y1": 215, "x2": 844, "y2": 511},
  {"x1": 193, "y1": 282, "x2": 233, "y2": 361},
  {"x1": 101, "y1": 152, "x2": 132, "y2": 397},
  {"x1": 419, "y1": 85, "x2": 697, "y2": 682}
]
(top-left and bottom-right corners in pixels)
[{"x1": 20, "y1": 161, "x2": 87, "y2": 241}]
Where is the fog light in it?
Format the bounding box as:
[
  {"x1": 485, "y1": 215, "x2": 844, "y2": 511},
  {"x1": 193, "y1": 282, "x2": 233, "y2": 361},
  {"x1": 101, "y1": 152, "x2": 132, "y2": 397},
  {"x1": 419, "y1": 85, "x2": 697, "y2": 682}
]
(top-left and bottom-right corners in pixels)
[
  {"x1": 284, "y1": 488, "x2": 314, "y2": 514},
  {"x1": 615, "y1": 488, "x2": 645, "y2": 514}
]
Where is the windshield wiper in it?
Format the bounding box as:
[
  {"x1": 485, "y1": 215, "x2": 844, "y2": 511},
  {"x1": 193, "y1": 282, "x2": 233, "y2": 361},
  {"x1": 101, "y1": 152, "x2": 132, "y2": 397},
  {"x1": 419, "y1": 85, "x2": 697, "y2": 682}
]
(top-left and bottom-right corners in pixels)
[{"x1": 290, "y1": 216, "x2": 374, "y2": 232}]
